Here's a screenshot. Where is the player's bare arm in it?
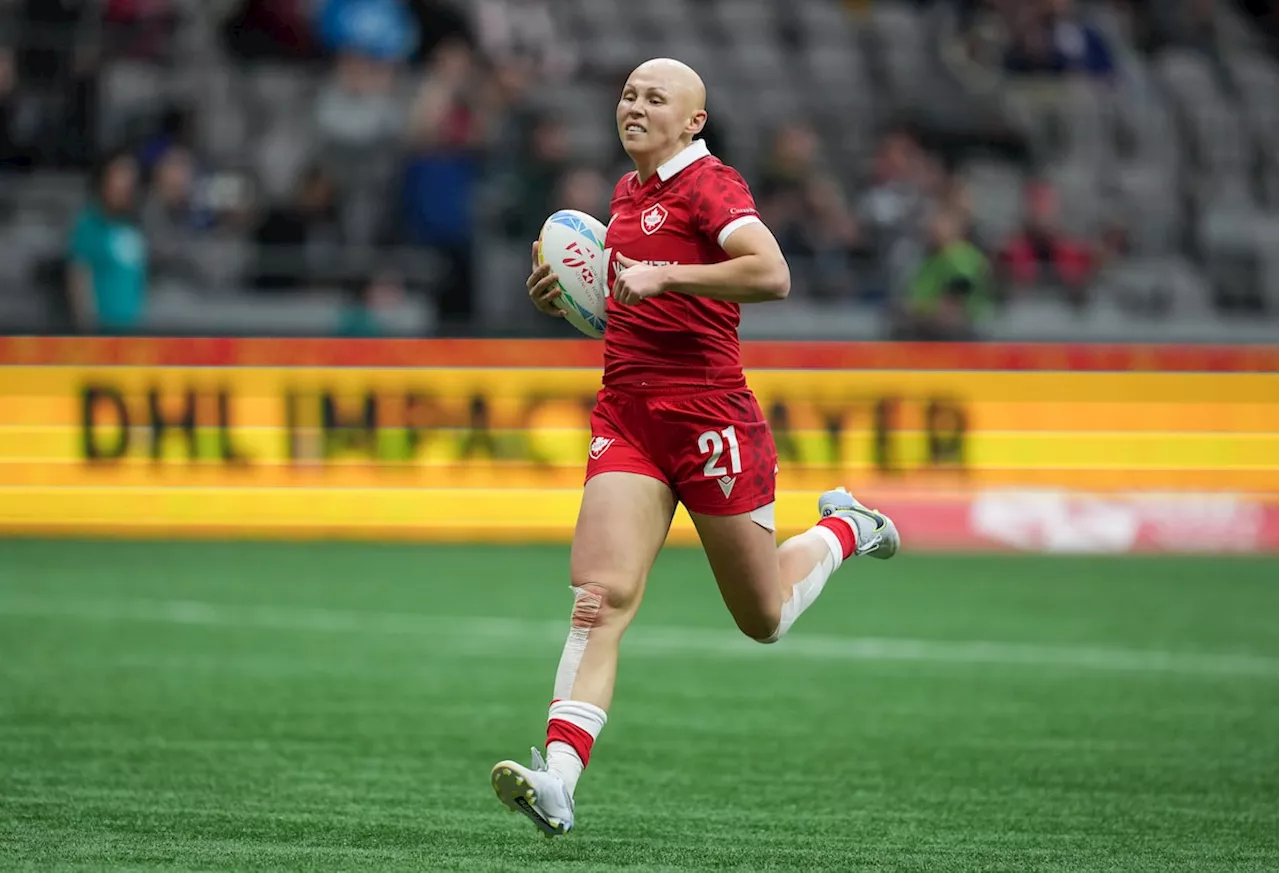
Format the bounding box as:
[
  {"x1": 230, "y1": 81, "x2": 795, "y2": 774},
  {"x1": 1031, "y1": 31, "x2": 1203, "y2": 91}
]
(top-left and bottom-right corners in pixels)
[{"x1": 612, "y1": 223, "x2": 790, "y2": 305}]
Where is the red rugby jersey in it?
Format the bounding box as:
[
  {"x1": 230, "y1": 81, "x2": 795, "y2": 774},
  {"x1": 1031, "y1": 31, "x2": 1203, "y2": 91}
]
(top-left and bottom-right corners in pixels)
[{"x1": 602, "y1": 140, "x2": 765, "y2": 391}]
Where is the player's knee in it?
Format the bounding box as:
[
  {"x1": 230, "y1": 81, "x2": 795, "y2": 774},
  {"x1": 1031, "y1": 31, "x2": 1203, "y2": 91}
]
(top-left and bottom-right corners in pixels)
[{"x1": 567, "y1": 579, "x2": 636, "y2": 629}]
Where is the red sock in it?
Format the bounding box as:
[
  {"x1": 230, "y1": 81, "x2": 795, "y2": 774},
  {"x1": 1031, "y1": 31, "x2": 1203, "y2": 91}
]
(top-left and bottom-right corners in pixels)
[
  {"x1": 817, "y1": 516, "x2": 858, "y2": 560},
  {"x1": 546, "y1": 699, "x2": 606, "y2": 767},
  {"x1": 546, "y1": 718, "x2": 596, "y2": 766}
]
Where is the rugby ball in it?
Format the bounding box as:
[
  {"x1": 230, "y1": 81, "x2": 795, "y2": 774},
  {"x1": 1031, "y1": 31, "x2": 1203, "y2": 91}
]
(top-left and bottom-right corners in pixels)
[{"x1": 538, "y1": 209, "x2": 609, "y2": 338}]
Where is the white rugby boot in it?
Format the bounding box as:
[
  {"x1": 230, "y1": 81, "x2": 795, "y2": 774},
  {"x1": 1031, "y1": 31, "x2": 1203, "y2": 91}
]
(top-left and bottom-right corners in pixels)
[
  {"x1": 490, "y1": 747, "x2": 575, "y2": 837},
  {"x1": 818, "y1": 487, "x2": 901, "y2": 559}
]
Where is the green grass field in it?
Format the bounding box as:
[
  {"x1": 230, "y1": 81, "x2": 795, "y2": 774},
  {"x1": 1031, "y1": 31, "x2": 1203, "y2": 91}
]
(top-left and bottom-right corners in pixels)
[{"x1": 0, "y1": 540, "x2": 1275, "y2": 872}]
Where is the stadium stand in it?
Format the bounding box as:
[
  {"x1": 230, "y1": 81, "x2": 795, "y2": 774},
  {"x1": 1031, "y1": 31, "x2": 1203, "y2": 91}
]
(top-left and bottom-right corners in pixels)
[{"x1": 0, "y1": 0, "x2": 1274, "y2": 341}]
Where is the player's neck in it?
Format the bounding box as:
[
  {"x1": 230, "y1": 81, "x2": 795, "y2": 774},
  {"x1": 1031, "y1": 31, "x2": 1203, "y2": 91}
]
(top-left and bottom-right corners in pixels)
[{"x1": 633, "y1": 141, "x2": 692, "y2": 183}]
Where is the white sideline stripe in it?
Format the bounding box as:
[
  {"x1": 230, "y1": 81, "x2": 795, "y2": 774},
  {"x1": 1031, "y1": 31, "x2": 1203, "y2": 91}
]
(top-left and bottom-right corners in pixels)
[{"x1": 0, "y1": 597, "x2": 1271, "y2": 678}]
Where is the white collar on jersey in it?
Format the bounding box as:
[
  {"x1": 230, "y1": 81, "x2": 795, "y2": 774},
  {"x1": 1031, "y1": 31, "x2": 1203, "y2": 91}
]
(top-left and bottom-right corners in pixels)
[{"x1": 657, "y1": 139, "x2": 711, "y2": 182}]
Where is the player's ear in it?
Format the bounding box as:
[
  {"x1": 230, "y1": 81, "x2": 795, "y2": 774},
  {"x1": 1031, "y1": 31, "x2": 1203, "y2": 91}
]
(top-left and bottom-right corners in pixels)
[{"x1": 686, "y1": 110, "x2": 707, "y2": 137}]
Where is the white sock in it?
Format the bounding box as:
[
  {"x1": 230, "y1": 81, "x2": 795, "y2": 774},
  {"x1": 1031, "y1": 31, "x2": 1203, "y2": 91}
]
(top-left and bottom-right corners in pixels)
[
  {"x1": 765, "y1": 523, "x2": 846, "y2": 643},
  {"x1": 546, "y1": 699, "x2": 607, "y2": 797},
  {"x1": 546, "y1": 741, "x2": 585, "y2": 795}
]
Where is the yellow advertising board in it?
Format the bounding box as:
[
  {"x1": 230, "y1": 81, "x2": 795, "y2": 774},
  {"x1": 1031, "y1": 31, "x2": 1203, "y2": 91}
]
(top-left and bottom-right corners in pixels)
[{"x1": 0, "y1": 362, "x2": 1273, "y2": 542}]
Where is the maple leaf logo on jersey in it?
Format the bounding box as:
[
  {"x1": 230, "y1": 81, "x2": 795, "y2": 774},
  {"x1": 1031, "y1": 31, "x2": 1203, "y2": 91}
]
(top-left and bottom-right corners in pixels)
[
  {"x1": 588, "y1": 436, "x2": 615, "y2": 460},
  {"x1": 641, "y1": 203, "x2": 668, "y2": 235}
]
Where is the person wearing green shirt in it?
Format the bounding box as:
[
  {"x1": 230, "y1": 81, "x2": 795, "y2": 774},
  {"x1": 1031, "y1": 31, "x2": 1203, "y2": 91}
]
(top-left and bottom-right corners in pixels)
[
  {"x1": 905, "y1": 208, "x2": 991, "y2": 339},
  {"x1": 68, "y1": 152, "x2": 148, "y2": 334},
  {"x1": 336, "y1": 271, "x2": 406, "y2": 337}
]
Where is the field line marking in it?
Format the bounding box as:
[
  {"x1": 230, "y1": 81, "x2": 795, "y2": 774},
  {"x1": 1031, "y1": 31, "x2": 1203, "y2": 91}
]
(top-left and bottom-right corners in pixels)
[{"x1": 0, "y1": 597, "x2": 1273, "y2": 677}]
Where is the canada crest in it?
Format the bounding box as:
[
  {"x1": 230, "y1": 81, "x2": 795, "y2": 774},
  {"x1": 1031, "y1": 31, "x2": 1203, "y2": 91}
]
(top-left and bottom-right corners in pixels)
[
  {"x1": 588, "y1": 436, "x2": 615, "y2": 459},
  {"x1": 641, "y1": 203, "x2": 668, "y2": 235}
]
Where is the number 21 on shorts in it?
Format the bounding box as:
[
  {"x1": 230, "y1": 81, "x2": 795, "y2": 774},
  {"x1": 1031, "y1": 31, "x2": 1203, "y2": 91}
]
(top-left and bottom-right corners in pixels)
[{"x1": 698, "y1": 426, "x2": 741, "y2": 478}]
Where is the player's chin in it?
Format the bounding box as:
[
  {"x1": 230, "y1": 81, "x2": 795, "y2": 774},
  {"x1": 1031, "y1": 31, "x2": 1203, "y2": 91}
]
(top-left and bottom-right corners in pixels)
[{"x1": 619, "y1": 131, "x2": 650, "y2": 153}]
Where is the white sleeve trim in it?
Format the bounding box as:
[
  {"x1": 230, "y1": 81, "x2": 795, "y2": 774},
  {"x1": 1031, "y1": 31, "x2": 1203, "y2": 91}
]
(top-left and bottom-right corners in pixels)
[{"x1": 717, "y1": 215, "x2": 763, "y2": 248}]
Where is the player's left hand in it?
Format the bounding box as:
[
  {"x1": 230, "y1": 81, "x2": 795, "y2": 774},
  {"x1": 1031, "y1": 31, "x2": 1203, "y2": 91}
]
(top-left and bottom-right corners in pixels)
[{"x1": 611, "y1": 253, "x2": 668, "y2": 306}]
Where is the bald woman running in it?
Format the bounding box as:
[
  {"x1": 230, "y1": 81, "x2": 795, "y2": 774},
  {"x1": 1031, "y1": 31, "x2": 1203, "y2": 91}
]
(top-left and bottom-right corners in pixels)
[{"x1": 490, "y1": 58, "x2": 901, "y2": 838}]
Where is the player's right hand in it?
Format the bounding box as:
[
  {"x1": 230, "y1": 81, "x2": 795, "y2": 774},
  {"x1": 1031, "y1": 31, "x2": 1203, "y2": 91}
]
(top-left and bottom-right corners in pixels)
[{"x1": 528, "y1": 241, "x2": 564, "y2": 317}]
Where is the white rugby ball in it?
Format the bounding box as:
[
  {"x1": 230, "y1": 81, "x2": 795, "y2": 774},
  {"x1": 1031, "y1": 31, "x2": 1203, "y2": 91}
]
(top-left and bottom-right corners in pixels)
[{"x1": 538, "y1": 209, "x2": 609, "y2": 338}]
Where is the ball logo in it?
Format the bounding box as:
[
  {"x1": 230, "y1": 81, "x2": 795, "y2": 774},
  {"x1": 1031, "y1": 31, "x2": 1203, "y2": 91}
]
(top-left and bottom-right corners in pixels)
[
  {"x1": 641, "y1": 203, "x2": 668, "y2": 235},
  {"x1": 562, "y1": 241, "x2": 597, "y2": 287}
]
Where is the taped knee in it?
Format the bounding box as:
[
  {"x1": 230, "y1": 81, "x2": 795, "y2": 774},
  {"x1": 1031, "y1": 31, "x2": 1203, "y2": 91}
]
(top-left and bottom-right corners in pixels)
[
  {"x1": 553, "y1": 582, "x2": 620, "y2": 700},
  {"x1": 569, "y1": 582, "x2": 608, "y2": 630}
]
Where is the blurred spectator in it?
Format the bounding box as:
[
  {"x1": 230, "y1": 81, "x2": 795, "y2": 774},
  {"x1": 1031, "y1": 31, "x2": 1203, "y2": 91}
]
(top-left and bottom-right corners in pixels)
[
  {"x1": 404, "y1": 0, "x2": 475, "y2": 66},
  {"x1": 855, "y1": 129, "x2": 931, "y2": 249},
  {"x1": 500, "y1": 114, "x2": 572, "y2": 239},
  {"x1": 899, "y1": 208, "x2": 992, "y2": 340},
  {"x1": 14, "y1": 0, "x2": 92, "y2": 83},
  {"x1": 313, "y1": 13, "x2": 415, "y2": 247},
  {"x1": 940, "y1": 0, "x2": 1011, "y2": 82},
  {"x1": 756, "y1": 124, "x2": 871, "y2": 299},
  {"x1": 101, "y1": 0, "x2": 178, "y2": 62},
  {"x1": 137, "y1": 104, "x2": 197, "y2": 171},
  {"x1": 140, "y1": 144, "x2": 208, "y2": 285},
  {"x1": 12, "y1": 0, "x2": 99, "y2": 169},
  {"x1": 941, "y1": 174, "x2": 976, "y2": 239},
  {"x1": 1098, "y1": 215, "x2": 1132, "y2": 268},
  {"x1": 476, "y1": 58, "x2": 535, "y2": 180},
  {"x1": 1139, "y1": 0, "x2": 1236, "y2": 61},
  {"x1": 0, "y1": 47, "x2": 31, "y2": 172},
  {"x1": 759, "y1": 121, "x2": 822, "y2": 207},
  {"x1": 998, "y1": 180, "x2": 1095, "y2": 302},
  {"x1": 251, "y1": 163, "x2": 344, "y2": 292},
  {"x1": 315, "y1": 53, "x2": 408, "y2": 155},
  {"x1": 337, "y1": 269, "x2": 406, "y2": 336},
  {"x1": 1004, "y1": 6, "x2": 1060, "y2": 76},
  {"x1": 1004, "y1": 0, "x2": 1115, "y2": 79},
  {"x1": 316, "y1": 0, "x2": 420, "y2": 63},
  {"x1": 221, "y1": 0, "x2": 322, "y2": 63},
  {"x1": 400, "y1": 38, "x2": 485, "y2": 329},
  {"x1": 930, "y1": 2, "x2": 1039, "y2": 169},
  {"x1": 67, "y1": 151, "x2": 148, "y2": 333},
  {"x1": 784, "y1": 176, "x2": 868, "y2": 301},
  {"x1": 313, "y1": 0, "x2": 417, "y2": 167},
  {"x1": 855, "y1": 128, "x2": 938, "y2": 296},
  {"x1": 553, "y1": 166, "x2": 610, "y2": 219},
  {"x1": 758, "y1": 121, "x2": 823, "y2": 255},
  {"x1": 471, "y1": 0, "x2": 576, "y2": 83}
]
